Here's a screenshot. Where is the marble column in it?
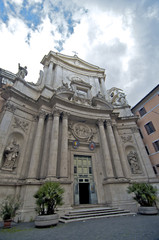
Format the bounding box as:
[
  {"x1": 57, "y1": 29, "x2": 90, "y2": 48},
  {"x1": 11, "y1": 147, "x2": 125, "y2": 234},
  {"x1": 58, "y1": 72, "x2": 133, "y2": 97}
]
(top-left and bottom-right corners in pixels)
[
  {"x1": 40, "y1": 113, "x2": 52, "y2": 179},
  {"x1": 47, "y1": 110, "x2": 60, "y2": 178},
  {"x1": 46, "y1": 61, "x2": 54, "y2": 87},
  {"x1": 112, "y1": 124, "x2": 129, "y2": 178},
  {"x1": 98, "y1": 119, "x2": 114, "y2": 179},
  {"x1": 106, "y1": 120, "x2": 124, "y2": 178},
  {"x1": 28, "y1": 111, "x2": 46, "y2": 179},
  {"x1": 60, "y1": 112, "x2": 69, "y2": 178}
]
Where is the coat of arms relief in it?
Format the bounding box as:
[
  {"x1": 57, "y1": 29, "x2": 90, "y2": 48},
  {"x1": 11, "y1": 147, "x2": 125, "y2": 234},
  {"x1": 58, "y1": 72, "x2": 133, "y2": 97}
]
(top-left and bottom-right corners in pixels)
[{"x1": 68, "y1": 122, "x2": 97, "y2": 142}]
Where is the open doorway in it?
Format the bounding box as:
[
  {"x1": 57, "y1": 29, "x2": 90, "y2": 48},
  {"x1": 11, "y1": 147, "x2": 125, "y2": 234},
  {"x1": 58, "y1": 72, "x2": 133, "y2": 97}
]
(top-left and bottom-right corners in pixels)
[{"x1": 79, "y1": 183, "x2": 89, "y2": 204}]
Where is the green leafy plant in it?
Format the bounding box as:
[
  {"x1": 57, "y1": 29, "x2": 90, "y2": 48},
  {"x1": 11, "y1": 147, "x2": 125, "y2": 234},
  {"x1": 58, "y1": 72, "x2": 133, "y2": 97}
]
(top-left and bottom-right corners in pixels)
[
  {"x1": 34, "y1": 182, "x2": 64, "y2": 215},
  {"x1": 127, "y1": 183, "x2": 158, "y2": 207},
  {"x1": 0, "y1": 195, "x2": 21, "y2": 221}
]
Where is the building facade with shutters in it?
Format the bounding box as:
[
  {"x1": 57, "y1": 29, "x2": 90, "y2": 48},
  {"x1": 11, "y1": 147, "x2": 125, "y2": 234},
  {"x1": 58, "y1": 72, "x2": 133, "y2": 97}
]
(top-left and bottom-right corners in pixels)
[
  {"x1": 0, "y1": 52, "x2": 158, "y2": 221},
  {"x1": 132, "y1": 84, "x2": 159, "y2": 176}
]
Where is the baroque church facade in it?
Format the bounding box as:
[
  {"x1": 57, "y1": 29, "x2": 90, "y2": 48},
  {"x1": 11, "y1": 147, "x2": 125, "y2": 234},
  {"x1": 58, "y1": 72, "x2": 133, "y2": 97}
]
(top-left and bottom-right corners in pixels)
[{"x1": 0, "y1": 51, "x2": 158, "y2": 221}]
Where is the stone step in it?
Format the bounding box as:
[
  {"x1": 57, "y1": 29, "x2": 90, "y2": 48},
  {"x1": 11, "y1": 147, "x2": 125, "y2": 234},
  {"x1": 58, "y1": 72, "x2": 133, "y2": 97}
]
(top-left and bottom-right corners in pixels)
[
  {"x1": 59, "y1": 207, "x2": 136, "y2": 223},
  {"x1": 66, "y1": 208, "x2": 125, "y2": 216}
]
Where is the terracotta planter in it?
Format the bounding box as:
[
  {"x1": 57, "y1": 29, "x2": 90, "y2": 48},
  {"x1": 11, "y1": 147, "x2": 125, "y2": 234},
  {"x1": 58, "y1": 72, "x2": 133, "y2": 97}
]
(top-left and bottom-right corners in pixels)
[
  {"x1": 138, "y1": 206, "x2": 158, "y2": 215},
  {"x1": 3, "y1": 219, "x2": 12, "y2": 228},
  {"x1": 35, "y1": 213, "x2": 59, "y2": 228}
]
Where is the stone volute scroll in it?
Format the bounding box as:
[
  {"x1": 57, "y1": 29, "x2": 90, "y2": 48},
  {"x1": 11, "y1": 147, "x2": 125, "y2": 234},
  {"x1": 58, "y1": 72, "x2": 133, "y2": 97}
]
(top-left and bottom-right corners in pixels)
[
  {"x1": 1, "y1": 139, "x2": 19, "y2": 171},
  {"x1": 127, "y1": 151, "x2": 142, "y2": 174}
]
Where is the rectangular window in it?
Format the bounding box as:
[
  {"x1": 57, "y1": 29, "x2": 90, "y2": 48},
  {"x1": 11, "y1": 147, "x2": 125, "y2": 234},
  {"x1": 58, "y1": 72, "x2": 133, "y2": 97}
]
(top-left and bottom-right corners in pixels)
[
  {"x1": 144, "y1": 121, "x2": 155, "y2": 135},
  {"x1": 89, "y1": 167, "x2": 92, "y2": 174},
  {"x1": 74, "y1": 166, "x2": 77, "y2": 174},
  {"x1": 139, "y1": 107, "x2": 147, "y2": 117},
  {"x1": 153, "y1": 140, "x2": 159, "y2": 152}
]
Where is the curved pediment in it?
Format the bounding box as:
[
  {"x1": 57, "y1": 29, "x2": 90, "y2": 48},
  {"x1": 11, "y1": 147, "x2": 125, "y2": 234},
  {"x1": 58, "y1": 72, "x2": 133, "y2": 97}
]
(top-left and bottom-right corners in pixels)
[
  {"x1": 92, "y1": 96, "x2": 113, "y2": 110},
  {"x1": 41, "y1": 51, "x2": 105, "y2": 77}
]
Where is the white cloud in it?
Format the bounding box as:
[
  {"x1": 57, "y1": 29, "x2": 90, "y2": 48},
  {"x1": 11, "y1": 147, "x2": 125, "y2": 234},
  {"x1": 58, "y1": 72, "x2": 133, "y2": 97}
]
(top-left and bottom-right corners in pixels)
[{"x1": 0, "y1": 0, "x2": 159, "y2": 107}]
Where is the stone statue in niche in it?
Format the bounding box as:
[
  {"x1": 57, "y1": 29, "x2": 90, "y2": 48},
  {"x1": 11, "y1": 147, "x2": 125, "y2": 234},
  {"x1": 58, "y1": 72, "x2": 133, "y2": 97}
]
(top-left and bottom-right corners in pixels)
[
  {"x1": 16, "y1": 63, "x2": 28, "y2": 79},
  {"x1": 127, "y1": 151, "x2": 142, "y2": 174},
  {"x1": 1, "y1": 139, "x2": 19, "y2": 171}
]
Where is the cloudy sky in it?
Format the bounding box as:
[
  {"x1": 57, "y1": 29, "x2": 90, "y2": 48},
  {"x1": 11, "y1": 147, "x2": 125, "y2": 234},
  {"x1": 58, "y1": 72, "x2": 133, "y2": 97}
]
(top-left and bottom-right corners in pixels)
[{"x1": 0, "y1": 0, "x2": 159, "y2": 107}]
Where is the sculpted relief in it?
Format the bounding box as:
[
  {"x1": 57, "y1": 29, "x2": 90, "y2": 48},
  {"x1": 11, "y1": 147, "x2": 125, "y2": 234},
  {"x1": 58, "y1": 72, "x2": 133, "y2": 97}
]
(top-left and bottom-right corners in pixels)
[
  {"x1": 107, "y1": 87, "x2": 128, "y2": 106},
  {"x1": 127, "y1": 151, "x2": 142, "y2": 174},
  {"x1": 1, "y1": 139, "x2": 19, "y2": 171},
  {"x1": 69, "y1": 122, "x2": 96, "y2": 142}
]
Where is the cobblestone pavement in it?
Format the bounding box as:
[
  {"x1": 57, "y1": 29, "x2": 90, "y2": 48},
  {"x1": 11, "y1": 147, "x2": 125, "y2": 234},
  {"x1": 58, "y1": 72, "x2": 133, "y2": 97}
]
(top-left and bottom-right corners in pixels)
[{"x1": 0, "y1": 215, "x2": 159, "y2": 240}]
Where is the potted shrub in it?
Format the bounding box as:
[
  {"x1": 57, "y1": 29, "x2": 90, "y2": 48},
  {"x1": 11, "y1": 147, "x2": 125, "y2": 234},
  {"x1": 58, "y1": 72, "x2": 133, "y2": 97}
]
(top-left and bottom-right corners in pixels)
[
  {"x1": 127, "y1": 182, "x2": 158, "y2": 215},
  {"x1": 0, "y1": 195, "x2": 21, "y2": 228},
  {"x1": 34, "y1": 181, "x2": 64, "y2": 227}
]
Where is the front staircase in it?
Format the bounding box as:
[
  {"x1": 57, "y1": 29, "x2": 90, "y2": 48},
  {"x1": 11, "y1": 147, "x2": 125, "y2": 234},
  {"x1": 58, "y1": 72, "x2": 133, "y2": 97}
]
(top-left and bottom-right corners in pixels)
[{"x1": 59, "y1": 206, "x2": 136, "y2": 223}]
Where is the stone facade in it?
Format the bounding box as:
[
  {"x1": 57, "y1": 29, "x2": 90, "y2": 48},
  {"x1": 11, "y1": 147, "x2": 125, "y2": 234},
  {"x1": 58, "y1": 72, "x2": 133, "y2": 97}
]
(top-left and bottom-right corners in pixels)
[{"x1": 0, "y1": 51, "x2": 158, "y2": 221}]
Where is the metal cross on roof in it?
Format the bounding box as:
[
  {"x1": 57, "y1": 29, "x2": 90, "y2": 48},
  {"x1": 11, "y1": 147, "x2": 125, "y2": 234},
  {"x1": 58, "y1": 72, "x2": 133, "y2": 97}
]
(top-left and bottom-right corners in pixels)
[{"x1": 72, "y1": 51, "x2": 78, "y2": 56}]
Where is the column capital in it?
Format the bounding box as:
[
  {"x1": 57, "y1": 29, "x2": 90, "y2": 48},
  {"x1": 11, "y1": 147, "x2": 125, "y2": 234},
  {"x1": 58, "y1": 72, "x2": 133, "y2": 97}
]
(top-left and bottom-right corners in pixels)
[
  {"x1": 4, "y1": 102, "x2": 17, "y2": 113},
  {"x1": 47, "y1": 113, "x2": 53, "y2": 120},
  {"x1": 97, "y1": 119, "x2": 104, "y2": 126},
  {"x1": 106, "y1": 119, "x2": 112, "y2": 126},
  {"x1": 32, "y1": 114, "x2": 38, "y2": 122},
  {"x1": 39, "y1": 110, "x2": 46, "y2": 118},
  {"x1": 62, "y1": 111, "x2": 70, "y2": 119},
  {"x1": 53, "y1": 109, "x2": 61, "y2": 117}
]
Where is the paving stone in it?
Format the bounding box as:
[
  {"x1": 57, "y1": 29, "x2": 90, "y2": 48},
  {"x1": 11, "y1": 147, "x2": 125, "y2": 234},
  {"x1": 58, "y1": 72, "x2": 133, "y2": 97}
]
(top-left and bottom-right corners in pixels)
[{"x1": 0, "y1": 215, "x2": 159, "y2": 240}]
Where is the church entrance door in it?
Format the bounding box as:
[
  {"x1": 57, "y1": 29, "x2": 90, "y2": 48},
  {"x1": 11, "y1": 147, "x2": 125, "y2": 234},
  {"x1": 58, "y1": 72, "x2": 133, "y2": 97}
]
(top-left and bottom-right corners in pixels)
[
  {"x1": 74, "y1": 155, "x2": 97, "y2": 205},
  {"x1": 79, "y1": 183, "x2": 89, "y2": 204}
]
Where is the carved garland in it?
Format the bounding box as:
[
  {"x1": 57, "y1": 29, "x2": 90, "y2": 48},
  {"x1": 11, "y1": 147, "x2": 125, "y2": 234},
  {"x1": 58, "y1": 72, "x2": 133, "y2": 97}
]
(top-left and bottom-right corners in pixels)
[
  {"x1": 121, "y1": 135, "x2": 133, "y2": 143},
  {"x1": 12, "y1": 117, "x2": 29, "y2": 133}
]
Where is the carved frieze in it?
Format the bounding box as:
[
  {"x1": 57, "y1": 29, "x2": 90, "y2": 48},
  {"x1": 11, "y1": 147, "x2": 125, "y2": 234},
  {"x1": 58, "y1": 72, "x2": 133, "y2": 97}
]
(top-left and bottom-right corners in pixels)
[
  {"x1": 12, "y1": 117, "x2": 29, "y2": 133},
  {"x1": 127, "y1": 151, "x2": 142, "y2": 174}
]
